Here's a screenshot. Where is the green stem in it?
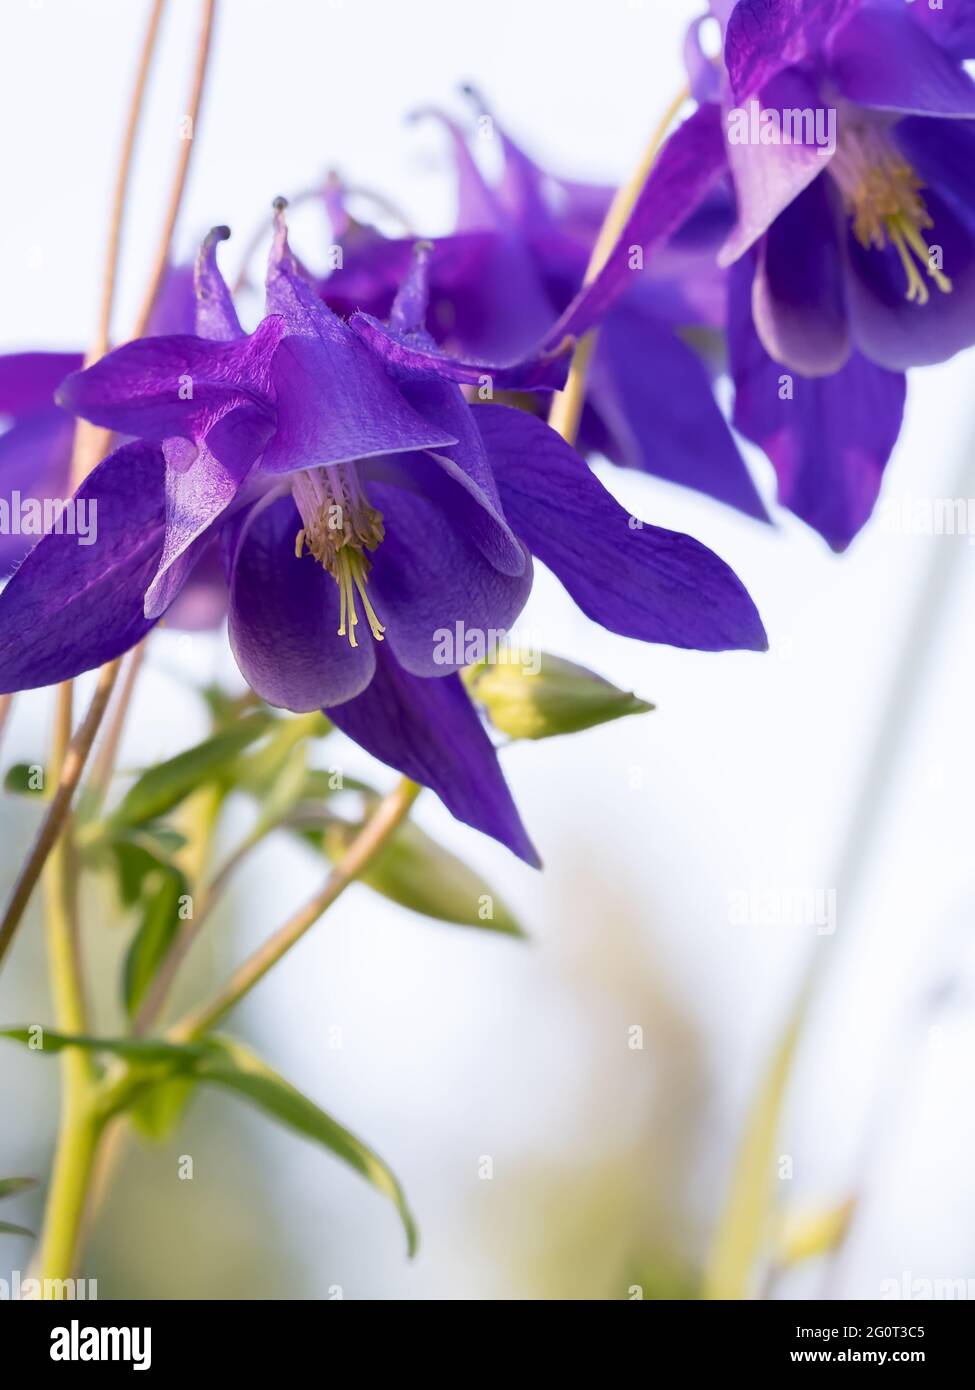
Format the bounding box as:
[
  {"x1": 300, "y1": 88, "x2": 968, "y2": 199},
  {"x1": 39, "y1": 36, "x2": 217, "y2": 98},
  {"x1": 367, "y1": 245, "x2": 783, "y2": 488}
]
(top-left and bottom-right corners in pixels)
[
  {"x1": 547, "y1": 84, "x2": 689, "y2": 446},
  {"x1": 171, "y1": 777, "x2": 421, "y2": 1041},
  {"x1": 34, "y1": 1092, "x2": 103, "y2": 1291}
]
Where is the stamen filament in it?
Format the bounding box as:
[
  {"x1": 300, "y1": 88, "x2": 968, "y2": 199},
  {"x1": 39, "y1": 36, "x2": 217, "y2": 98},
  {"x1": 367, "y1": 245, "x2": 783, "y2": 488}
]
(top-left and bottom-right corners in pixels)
[{"x1": 292, "y1": 465, "x2": 387, "y2": 649}]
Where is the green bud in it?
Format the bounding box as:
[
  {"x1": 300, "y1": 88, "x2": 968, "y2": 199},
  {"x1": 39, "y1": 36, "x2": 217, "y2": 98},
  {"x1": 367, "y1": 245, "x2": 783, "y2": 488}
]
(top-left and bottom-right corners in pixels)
[{"x1": 464, "y1": 651, "x2": 653, "y2": 741}]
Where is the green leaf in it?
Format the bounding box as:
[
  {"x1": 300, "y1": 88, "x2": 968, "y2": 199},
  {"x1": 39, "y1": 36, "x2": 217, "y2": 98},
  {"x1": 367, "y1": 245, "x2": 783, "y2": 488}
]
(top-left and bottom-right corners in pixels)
[
  {"x1": 3, "y1": 762, "x2": 46, "y2": 796},
  {"x1": 122, "y1": 865, "x2": 188, "y2": 1016},
  {"x1": 0, "y1": 1220, "x2": 34, "y2": 1238},
  {"x1": 109, "y1": 712, "x2": 272, "y2": 829},
  {"x1": 323, "y1": 819, "x2": 525, "y2": 936},
  {"x1": 108, "y1": 834, "x2": 168, "y2": 908},
  {"x1": 193, "y1": 1037, "x2": 418, "y2": 1255},
  {"x1": 235, "y1": 712, "x2": 330, "y2": 797},
  {"x1": 0, "y1": 1176, "x2": 37, "y2": 1200},
  {"x1": 0, "y1": 1026, "x2": 206, "y2": 1066},
  {"x1": 465, "y1": 652, "x2": 653, "y2": 741},
  {"x1": 251, "y1": 741, "x2": 310, "y2": 839}
]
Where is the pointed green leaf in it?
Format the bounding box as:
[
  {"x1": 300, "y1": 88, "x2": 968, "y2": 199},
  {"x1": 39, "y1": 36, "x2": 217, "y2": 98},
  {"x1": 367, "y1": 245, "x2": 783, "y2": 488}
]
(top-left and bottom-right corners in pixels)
[
  {"x1": 3, "y1": 762, "x2": 46, "y2": 796},
  {"x1": 0, "y1": 1220, "x2": 34, "y2": 1238},
  {"x1": 109, "y1": 712, "x2": 272, "y2": 829},
  {"x1": 323, "y1": 819, "x2": 525, "y2": 936},
  {"x1": 235, "y1": 712, "x2": 330, "y2": 797},
  {"x1": 122, "y1": 866, "x2": 187, "y2": 1016},
  {"x1": 0, "y1": 1026, "x2": 206, "y2": 1066},
  {"x1": 251, "y1": 741, "x2": 310, "y2": 838},
  {"x1": 465, "y1": 652, "x2": 653, "y2": 741},
  {"x1": 194, "y1": 1037, "x2": 418, "y2": 1255},
  {"x1": 0, "y1": 1176, "x2": 37, "y2": 1200}
]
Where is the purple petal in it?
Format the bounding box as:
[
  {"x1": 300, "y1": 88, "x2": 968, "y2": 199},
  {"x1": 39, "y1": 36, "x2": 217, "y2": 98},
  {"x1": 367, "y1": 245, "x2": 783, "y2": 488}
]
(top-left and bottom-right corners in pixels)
[
  {"x1": 0, "y1": 352, "x2": 83, "y2": 418},
  {"x1": 844, "y1": 118, "x2": 975, "y2": 369},
  {"x1": 752, "y1": 173, "x2": 851, "y2": 374},
  {"x1": 720, "y1": 68, "x2": 835, "y2": 265},
  {"x1": 828, "y1": 5, "x2": 975, "y2": 117},
  {"x1": 0, "y1": 407, "x2": 75, "y2": 573},
  {"x1": 162, "y1": 534, "x2": 228, "y2": 632},
  {"x1": 350, "y1": 310, "x2": 570, "y2": 391},
  {"x1": 0, "y1": 442, "x2": 166, "y2": 693},
  {"x1": 685, "y1": 16, "x2": 723, "y2": 106},
  {"x1": 544, "y1": 103, "x2": 729, "y2": 345},
  {"x1": 474, "y1": 403, "x2": 768, "y2": 652},
  {"x1": 724, "y1": 0, "x2": 859, "y2": 102},
  {"x1": 228, "y1": 494, "x2": 375, "y2": 711},
  {"x1": 909, "y1": 0, "x2": 975, "y2": 60},
  {"x1": 193, "y1": 226, "x2": 244, "y2": 340},
  {"x1": 145, "y1": 263, "x2": 197, "y2": 337},
  {"x1": 56, "y1": 319, "x2": 283, "y2": 445},
  {"x1": 326, "y1": 644, "x2": 540, "y2": 866},
  {"x1": 411, "y1": 106, "x2": 503, "y2": 232},
  {"x1": 362, "y1": 450, "x2": 533, "y2": 677},
  {"x1": 146, "y1": 405, "x2": 274, "y2": 620},
  {"x1": 259, "y1": 212, "x2": 458, "y2": 473},
  {"x1": 730, "y1": 256, "x2": 905, "y2": 549},
  {"x1": 587, "y1": 298, "x2": 769, "y2": 521}
]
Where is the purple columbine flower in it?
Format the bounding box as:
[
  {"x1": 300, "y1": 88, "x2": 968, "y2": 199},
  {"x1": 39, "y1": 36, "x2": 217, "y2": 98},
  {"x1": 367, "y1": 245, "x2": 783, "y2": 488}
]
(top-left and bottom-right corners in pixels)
[
  {"x1": 316, "y1": 95, "x2": 769, "y2": 525},
  {"x1": 554, "y1": 0, "x2": 975, "y2": 549},
  {"x1": 0, "y1": 210, "x2": 766, "y2": 861}
]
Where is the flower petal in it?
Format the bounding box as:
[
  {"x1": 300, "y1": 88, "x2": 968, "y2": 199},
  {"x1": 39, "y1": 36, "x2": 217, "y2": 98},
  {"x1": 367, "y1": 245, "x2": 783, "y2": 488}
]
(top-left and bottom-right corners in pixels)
[
  {"x1": 724, "y1": 0, "x2": 859, "y2": 102},
  {"x1": 0, "y1": 407, "x2": 74, "y2": 573},
  {"x1": 752, "y1": 172, "x2": 851, "y2": 375},
  {"x1": 362, "y1": 450, "x2": 533, "y2": 677},
  {"x1": 828, "y1": 4, "x2": 975, "y2": 117},
  {"x1": 56, "y1": 319, "x2": 282, "y2": 444},
  {"x1": 720, "y1": 68, "x2": 835, "y2": 265},
  {"x1": 544, "y1": 103, "x2": 729, "y2": 345},
  {"x1": 844, "y1": 118, "x2": 975, "y2": 369},
  {"x1": 228, "y1": 493, "x2": 375, "y2": 711},
  {"x1": 350, "y1": 310, "x2": 570, "y2": 391},
  {"x1": 259, "y1": 212, "x2": 458, "y2": 473},
  {"x1": 0, "y1": 352, "x2": 83, "y2": 418},
  {"x1": 474, "y1": 403, "x2": 768, "y2": 652},
  {"x1": 193, "y1": 226, "x2": 244, "y2": 340},
  {"x1": 325, "y1": 643, "x2": 540, "y2": 866},
  {"x1": 145, "y1": 404, "x2": 274, "y2": 620},
  {"x1": 909, "y1": 0, "x2": 975, "y2": 60},
  {"x1": 0, "y1": 442, "x2": 167, "y2": 693},
  {"x1": 730, "y1": 256, "x2": 905, "y2": 549},
  {"x1": 587, "y1": 297, "x2": 769, "y2": 520}
]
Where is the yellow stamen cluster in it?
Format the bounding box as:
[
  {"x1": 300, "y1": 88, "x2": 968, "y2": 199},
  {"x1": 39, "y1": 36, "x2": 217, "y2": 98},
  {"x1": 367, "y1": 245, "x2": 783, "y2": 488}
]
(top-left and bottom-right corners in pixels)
[
  {"x1": 292, "y1": 465, "x2": 386, "y2": 647},
  {"x1": 833, "y1": 134, "x2": 952, "y2": 307}
]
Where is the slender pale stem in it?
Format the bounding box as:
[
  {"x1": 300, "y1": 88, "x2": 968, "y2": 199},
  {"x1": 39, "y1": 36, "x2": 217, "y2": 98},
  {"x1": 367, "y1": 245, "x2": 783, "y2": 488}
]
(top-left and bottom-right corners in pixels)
[
  {"x1": 0, "y1": 693, "x2": 13, "y2": 759},
  {"x1": 170, "y1": 778, "x2": 421, "y2": 1040},
  {"x1": 0, "y1": 0, "x2": 221, "y2": 977},
  {"x1": 70, "y1": 0, "x2": 167, "y2": 488},
  {"x1": 27, "y1": 0, "x2": 220, "y2": 1288},
  {"x1": 0, "y1": 662, "x2": 120, "y2": 972},
  {"x1": 84, "y1": 643, "x2": 147, "y2": 815},
  {"x1": 132, "y1": 0, "x2": 217, "y2": 335},
  {"x1": 547, "y1": 84, "x2": 689, "y2": 447}
]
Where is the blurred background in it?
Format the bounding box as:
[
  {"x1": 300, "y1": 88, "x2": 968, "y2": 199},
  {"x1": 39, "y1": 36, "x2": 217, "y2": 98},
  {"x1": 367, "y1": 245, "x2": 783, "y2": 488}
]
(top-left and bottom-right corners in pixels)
[{"x1": 1, "y1": 0, "x2": 973, "y2": 1299}]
